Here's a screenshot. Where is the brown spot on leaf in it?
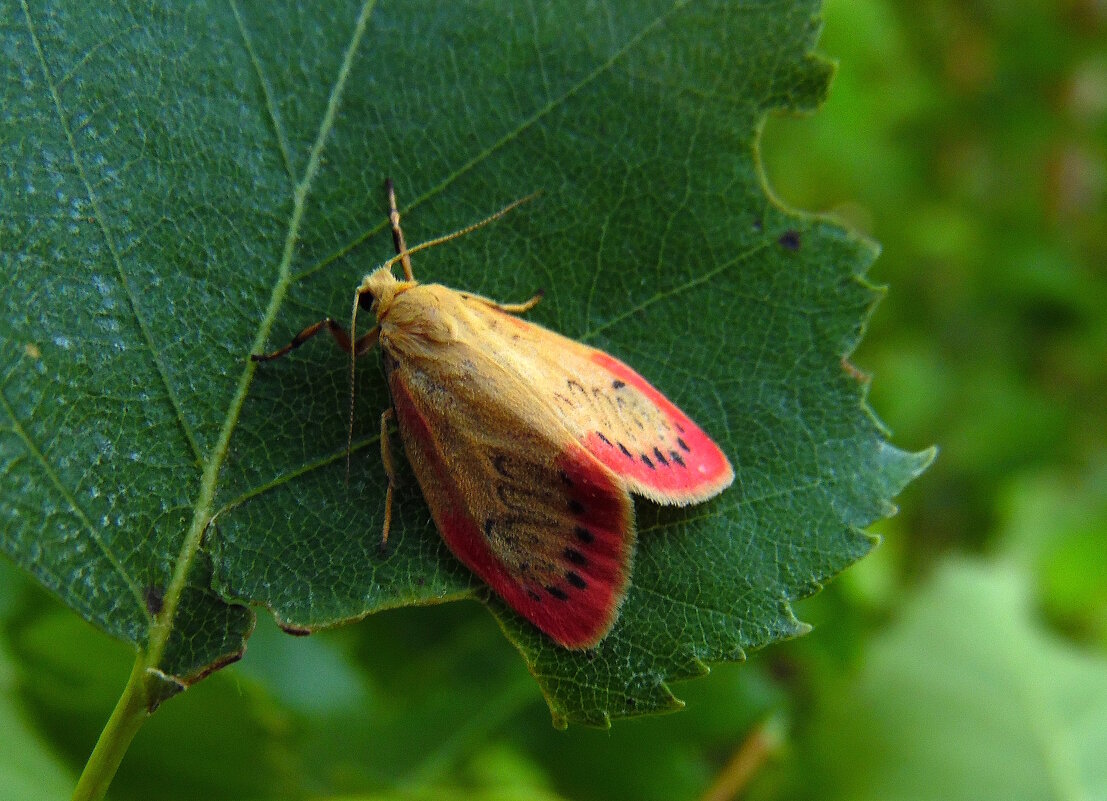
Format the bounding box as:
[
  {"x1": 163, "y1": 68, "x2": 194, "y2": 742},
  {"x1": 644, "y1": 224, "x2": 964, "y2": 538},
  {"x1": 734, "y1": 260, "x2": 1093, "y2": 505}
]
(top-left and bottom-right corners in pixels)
[{"x1": 778, "y1": 229, "x2": 801, "y2": 251}]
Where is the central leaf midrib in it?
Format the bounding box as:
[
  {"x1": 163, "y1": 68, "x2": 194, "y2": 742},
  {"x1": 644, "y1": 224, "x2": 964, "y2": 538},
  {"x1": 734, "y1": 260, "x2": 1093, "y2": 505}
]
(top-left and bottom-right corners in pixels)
[{"x1": 147, "y1": 0, "x2": 379, "y2": 672}]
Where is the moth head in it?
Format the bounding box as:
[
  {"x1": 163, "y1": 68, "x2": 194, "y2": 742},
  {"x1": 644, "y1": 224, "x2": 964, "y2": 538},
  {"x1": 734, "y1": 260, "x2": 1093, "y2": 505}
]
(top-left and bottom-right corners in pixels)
[{"x1": 357, "y1": 266, "x2": 413, "y2": 319}]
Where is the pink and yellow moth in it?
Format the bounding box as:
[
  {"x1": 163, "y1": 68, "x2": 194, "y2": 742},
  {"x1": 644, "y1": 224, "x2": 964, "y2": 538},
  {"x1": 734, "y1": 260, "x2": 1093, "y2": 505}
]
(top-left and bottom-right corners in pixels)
[{"x1": 253, "y1": 181, "x2": 734, "y2": 649}]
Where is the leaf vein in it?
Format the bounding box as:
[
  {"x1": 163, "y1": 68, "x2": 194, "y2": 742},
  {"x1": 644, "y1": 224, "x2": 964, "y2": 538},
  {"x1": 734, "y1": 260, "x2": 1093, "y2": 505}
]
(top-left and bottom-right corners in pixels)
[
  {"x1": 581, "y1": 240, "x2": 770, "y2": 341},
  {"x1": 0, "y1": 390, "x2": 149, "y2": 621},
  {"x1": 19, "y1": 0, "x2": 205, "y2": 465},
  {"x1": 293, "y1": 0, "x2": 695, "y2": 284},
  {"x1": 230, "y1": 0, "x2": 295, "y2": 184}
]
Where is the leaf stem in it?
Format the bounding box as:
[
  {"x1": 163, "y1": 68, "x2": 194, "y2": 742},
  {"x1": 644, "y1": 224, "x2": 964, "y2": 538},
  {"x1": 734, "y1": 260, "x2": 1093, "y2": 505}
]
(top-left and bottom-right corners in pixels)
[
  {"x1": 697, "y1": 715, "x2": 785, "y2": 801},
  {"x1": 71, "y1": 656, "x2": 150, "y2": 801}
]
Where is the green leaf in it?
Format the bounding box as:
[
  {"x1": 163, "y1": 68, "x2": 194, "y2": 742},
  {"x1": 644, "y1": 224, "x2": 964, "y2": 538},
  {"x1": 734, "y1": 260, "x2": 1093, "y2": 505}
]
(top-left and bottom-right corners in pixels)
[
  {"x1": 807, "y1": 559, "x2": 1107, "y2": 801},
  {"x1": 1, "y1": 0, "x2": 929, "y2": 725}
]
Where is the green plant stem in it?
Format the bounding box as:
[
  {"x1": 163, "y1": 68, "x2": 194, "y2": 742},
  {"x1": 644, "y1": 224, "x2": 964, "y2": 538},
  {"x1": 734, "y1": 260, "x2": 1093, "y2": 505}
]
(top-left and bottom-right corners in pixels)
[
  {"x1": 71, "y1": 656, "x2": 150, "y2": 801},
  {"x1": 698, "y1": 715, "x2": 785, "y2": 801}
]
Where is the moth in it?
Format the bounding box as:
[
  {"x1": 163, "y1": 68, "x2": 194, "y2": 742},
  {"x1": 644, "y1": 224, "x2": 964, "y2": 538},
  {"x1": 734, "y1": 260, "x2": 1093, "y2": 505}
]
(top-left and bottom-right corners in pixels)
[{"x1": 253, "y1": 181, "x2": 734, "y2": 649}]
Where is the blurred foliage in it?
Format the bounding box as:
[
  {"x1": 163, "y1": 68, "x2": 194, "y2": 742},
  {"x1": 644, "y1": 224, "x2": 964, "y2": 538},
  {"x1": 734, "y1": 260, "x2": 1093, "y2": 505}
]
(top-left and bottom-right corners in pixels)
[
  {"x1": 763, "y1": 0, "x2": 1107, "y2": 568},
  {"x1": 2, "y1": 0, "x2": 1106, "y2": 799},
  {"x1": 800, "y1": 559, "x2": 1107, "y2": 801}
]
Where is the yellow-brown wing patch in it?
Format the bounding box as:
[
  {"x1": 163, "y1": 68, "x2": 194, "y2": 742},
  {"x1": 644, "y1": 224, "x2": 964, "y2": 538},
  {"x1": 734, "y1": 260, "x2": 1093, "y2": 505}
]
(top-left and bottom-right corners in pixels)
[{"x1": 467, "y1": 304, "x2": 735, "y2": 505}]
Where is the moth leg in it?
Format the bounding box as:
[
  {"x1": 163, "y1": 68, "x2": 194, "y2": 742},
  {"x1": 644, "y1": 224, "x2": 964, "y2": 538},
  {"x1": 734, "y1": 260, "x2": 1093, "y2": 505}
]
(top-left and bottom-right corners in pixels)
[
  {"x1": 468, "y1": 291, "x2": 545, "y2": 316},
  {"x1": 379, "y1": 407, "x2": 397, "y2": 548},
  {"x1": 251, "y1": 322, "x2": 379, "y2": 362},
  {"x1": 385, "y1": 178, "x2": 414, "y2": 281}
]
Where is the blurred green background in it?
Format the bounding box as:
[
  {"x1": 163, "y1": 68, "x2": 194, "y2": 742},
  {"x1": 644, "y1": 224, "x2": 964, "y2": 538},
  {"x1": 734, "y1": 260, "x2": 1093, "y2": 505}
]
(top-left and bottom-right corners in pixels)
[{"x1": 3, "y1": 1, "x2": 1105, "y2": 799}]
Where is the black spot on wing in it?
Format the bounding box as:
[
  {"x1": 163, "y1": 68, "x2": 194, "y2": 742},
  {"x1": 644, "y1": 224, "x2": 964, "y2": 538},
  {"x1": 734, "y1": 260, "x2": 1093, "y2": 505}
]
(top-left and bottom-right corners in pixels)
[
  {"x1": 574, "y1": 526, "x2": 595, "y2": 544},
  {"x1": 653, "y1": 447, "x2": 669, "y2": 466},
  {"x1": 641, "y1": 453, "x2": 655, "y2": 470},
  {"x1": 547, "y1": 585, "x2": 569, "y2": 601},
  {"x1": 564, "y1": 547, "x2": 588, "y2": 566},
  {"x1": 677, "y1": 437, "x2": 691, "y2": 452},
  {"x1": 566, "y1": 571, "x2": 588, "y2": 589}
]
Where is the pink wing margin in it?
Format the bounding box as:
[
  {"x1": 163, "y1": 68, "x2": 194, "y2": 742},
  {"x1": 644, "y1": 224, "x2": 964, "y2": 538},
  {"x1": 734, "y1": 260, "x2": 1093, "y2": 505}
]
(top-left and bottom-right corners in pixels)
[{"x1": 582, "y1": 352, "x2": 735, "y2": 504}]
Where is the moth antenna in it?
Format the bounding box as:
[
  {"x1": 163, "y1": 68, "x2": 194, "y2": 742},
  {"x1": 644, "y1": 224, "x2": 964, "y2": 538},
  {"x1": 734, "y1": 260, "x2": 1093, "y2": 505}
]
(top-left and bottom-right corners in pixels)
[
  {"x1": 346, "y1": 288, "x2": 362, "y2": 483},
  {"x1": 380, "y1": 191, "x2": 541, "y2": 275},
  {"x1": 386, "y1": 178, "x2": 414, "y2": 280}
]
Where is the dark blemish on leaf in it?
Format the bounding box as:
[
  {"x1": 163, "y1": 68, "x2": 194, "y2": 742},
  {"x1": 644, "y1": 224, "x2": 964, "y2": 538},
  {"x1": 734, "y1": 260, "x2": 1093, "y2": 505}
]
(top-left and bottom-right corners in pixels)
[
  {"x1": 625, "y1": 697, "x2": 637, "y2": 710},
  {"x1": 143, "y1": 585, "x2": 164, "y2": 617},
  {"x1": 566, "y1": 571, "x2": 588, "y2": 589},
  {"x1": 547, "y1": 585, "x2": 569, "y2": 601},
  {"x1": 568, "y1": 499, "x2": 585, "y2": 515},
  {"x1": 677, "y1": 437, "x2": 691, "y2": 452},
  {"x1": 778, "y1": 229, "x2": 801, "y2": 251},
  {"x1": 671, "y1": 450, "x2": 686, "y2": 467},
  {"x1": 618, "y1": 442, "x2": 633, "y2": 458},
  {"x1": 575, "y1": 526, "x2": 595, "y2": 544},
  {"x1": 641, "y1": 453, "x2": 655, "y2": 470},
  {"x1": 612, "y1": 379, "x2": 625, "y2": 389},
  {"x1": 752, "y1": 216, "x2": 763, "y2": 232},
  {"x1": 416, "y1": 576, "x2": 426, "y2": 587},
  {"x1": 653, "y1": 447, "x2": 669, "y2": 466},
  {"x1": 564, "y1": 547, "x2": 588, "y2": 566},
  {"x1": 597, "y1": 431, "x2": 612, "y2": 446},
  {"x1": 279, "y1": 623, "x2": 313, "y2": 637}
]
